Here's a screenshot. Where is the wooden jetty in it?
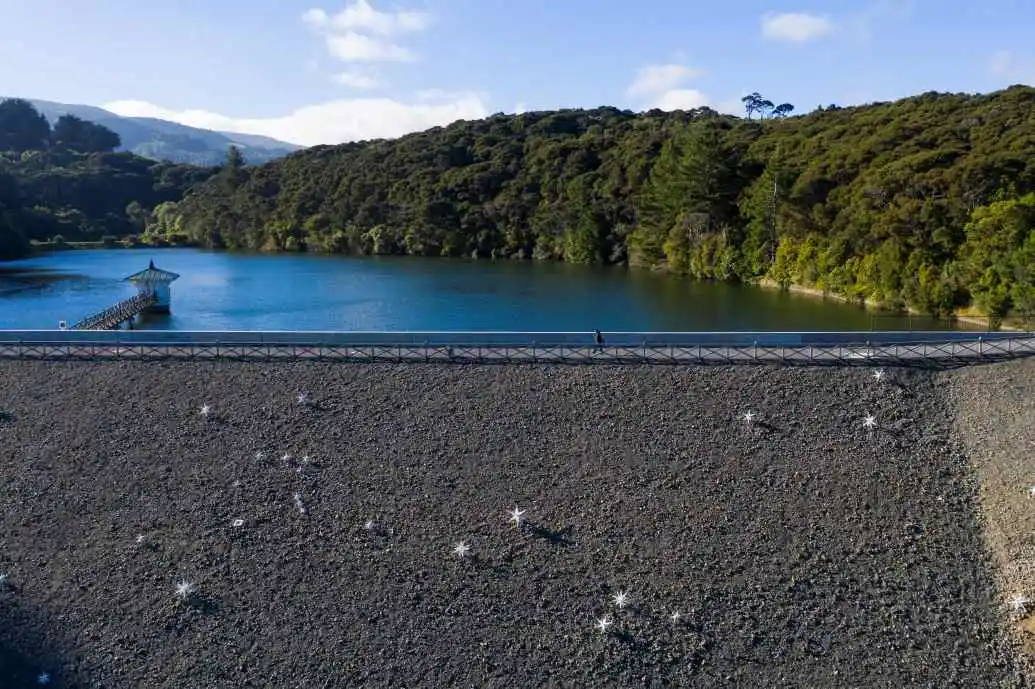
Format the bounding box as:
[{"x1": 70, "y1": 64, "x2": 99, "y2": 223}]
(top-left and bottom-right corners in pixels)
[{"x1": 67, "y1": 260, "x2": 180, "y2": 331}]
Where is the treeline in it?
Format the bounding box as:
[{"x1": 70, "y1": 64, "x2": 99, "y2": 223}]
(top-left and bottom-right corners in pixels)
[
  {"x1": 166, "y1": 86, "x2": 1035, "y2": 325},
  {"x1": 1, "y1": 97, "x2": 121, "y2": 155},
  {"x1": 0, "y1": 98, "x2": 214, "y2": 259}
]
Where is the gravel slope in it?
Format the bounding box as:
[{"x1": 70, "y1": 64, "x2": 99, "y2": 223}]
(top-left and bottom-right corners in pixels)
[
  {"x1": 0, "y1": 361, "x2": 1027, "y2": 688},
  {"x1": 940, "y1": 357, "x2": 1035, "y2": 663}
]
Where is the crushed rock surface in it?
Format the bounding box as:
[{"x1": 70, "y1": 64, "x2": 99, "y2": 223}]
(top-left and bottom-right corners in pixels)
[{"x1": 0, "y1": 361, "x2": 1028, "y2": 688}]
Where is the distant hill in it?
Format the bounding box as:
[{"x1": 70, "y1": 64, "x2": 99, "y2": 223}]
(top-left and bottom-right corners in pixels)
[{"x1": 15, "y1": 98, "x2": 302, "y2": 166}]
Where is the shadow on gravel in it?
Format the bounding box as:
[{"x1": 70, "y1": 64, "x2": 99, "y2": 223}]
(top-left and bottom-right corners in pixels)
[
  {"x1": 887, "y1": 378, "x2": 919, "y2": 397},
  {"x1": 613, "y1": 629, "x2": 646, "y2": 652},
  {"x1": 754, "y1": 420, "x2": 781, "y2": 434},
  {"x1": 0, "y1": 595, "x2": 82, "y2": 688},
  {"x1": 183, "y1": 593, "x2": 221, "y2": 616},
  {"x1": 527, "y1": 522, "x2": 576, "y2": 547},
  {"x1": 0, "y1": 409, "x2": 13, "y2": 423},
  {"x1": 874, "y1": 425, "x2": 904, "y2": 439}
]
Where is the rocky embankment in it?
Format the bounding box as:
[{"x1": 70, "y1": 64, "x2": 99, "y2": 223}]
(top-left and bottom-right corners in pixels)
[
  {"x1": 0, "y1": 361, "x2": 1029, "y2": 687},
  {"x1": 940, "y1": 357, "x2": 1035, "y2": 664}
]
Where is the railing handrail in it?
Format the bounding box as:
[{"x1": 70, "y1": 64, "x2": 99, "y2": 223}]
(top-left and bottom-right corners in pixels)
[
  {"x1": 1, "y1": 329, "x2": 1033, "y2": 367},
  {"x1": 1, "y1": 328, "x2": 1031, "y2": 348},
  {"x1": 70, "y1": 292, "x2": 157, "y2": 330}
]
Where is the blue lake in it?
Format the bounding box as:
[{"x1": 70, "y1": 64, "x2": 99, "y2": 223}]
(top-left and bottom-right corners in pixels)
[{"x1": 0, "y1": 248, "x2": 959, "y2": 331}]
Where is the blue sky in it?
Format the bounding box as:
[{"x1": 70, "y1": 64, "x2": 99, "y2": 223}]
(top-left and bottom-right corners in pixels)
[{"x1": 0, "y1": 0, "x2": 1032, "y2": 146}]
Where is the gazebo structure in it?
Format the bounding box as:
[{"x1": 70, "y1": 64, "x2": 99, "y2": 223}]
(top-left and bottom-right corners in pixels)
[{"x1": 125, "y1": 259, "x2": 181, "y2": 314}]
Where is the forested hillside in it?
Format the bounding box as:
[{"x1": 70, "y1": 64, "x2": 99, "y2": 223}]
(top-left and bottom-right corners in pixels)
[
  {"x1": 0, "y1": 99, "x2": 213, "y2": 259},
  {"x1": 168, "y1": 86, "x2": 1035, "y2": 324}
]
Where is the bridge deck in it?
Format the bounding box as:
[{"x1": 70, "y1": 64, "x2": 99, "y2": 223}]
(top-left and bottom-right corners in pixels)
[
  {"x1": 70, "y1": 292, "x2": 157, "y2": 330},
  {"x1": 1, "y1": 330, "x2": 1033, "y2": 368}
]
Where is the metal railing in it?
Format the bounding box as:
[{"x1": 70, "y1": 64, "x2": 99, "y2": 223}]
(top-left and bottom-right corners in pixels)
[
  {"x1": 70, "y1": 292, "x2": 157, "y2": 330},
  {"x1": 0, "y1": 330, "x2": 1033, "y2": 368}
]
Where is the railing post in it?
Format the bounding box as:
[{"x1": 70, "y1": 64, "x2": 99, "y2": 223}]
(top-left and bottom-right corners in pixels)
[{"x1": 978, "y1": 336, "x2": 983, "y2": 358}]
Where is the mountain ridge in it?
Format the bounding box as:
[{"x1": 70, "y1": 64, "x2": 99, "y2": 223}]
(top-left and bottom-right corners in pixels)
[{"x1": 7, "y1": 97, "x2": 302, "y2": 166}]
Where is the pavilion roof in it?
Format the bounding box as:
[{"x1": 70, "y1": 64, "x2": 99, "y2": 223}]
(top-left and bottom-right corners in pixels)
[{"x1": 124, "y1": 259, "x2": 180, "y2": 283}]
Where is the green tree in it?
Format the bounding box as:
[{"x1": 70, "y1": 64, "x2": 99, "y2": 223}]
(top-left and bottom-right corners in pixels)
[
  {"x1": 1011, "y1": 233, "x2": 1035, "y2": 328},
  {"x1": 741, "y1": 93, "x2": 764, "y2": 119},
  {"x1": 0, "y1": 169, "x2": 28, "y2": 258},
  {"x1": 769, "y1": 235, "x2": 799, "y2": 287},
  {"x1": 125, "y1": 200, "x2": 148, "y2": 230},
  {"x1": 0, "y1": 99, "x2": 51, "y2": 152},
  {"x1": 632, "y1": 120, "x2": 737, "y2": 267},
  {"x1": 0, "y1": 144, "x2": 210, "y2": 257},
  {"x1": 956, "y1": 193, "x2": 1035, "y2": 325},
  {"x1": 219, "y1": 145, "x2": 247, "y2": 192},
  {"x1": 52, "y1": 114, "x2": 121, "y2": 153}
]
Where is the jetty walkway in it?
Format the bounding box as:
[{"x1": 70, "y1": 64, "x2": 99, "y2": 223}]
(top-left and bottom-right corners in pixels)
[
  {"x1": 69, "y1": 291, "x2": 157, "y2": 330},
  {"x1": 1, "y1": 330, "x2": 1033, "y2": 368}
]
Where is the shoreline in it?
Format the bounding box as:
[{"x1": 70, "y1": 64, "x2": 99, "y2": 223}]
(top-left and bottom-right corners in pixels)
[
  {"x1": 754, "y1": 277, "x2": 1023, "y2": 332},
  {"x1": 27, "y1": 240, "x2": 196, "y2": 252}
]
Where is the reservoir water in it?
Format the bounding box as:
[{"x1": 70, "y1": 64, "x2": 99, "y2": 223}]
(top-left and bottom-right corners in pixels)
[{"x1": 0, "y1": 248, "x2": 960, "y2": 331}]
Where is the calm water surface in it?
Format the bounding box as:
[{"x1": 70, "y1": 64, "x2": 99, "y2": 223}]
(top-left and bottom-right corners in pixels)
[{"x1": 0, "y1": 248, "x2": 958, "y2": 331}]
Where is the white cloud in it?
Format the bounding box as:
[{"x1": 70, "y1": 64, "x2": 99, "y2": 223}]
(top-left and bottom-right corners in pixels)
[
  {"x1": 653, "y1": 89, "x2": 710, "y2": 111},
  {"x1": 97, "y1": 1, "x2": 485, "y2": 150},
  {"x1": 415, "y1": 89, "x2": 471, "y2": 101},
  {"x1": 305, "y1": 1, "x2": 428, "y2": 64},
  {"x1": 102, "y1": 95, "x2": 489, "y2": 148},
  {"x1": 760, "y1": 12, "x2": 835, "y2": 43},
  {"x1": 514, "y1": 102, "x2": 527, "y2": 115},
  {"x1": 625, "y1": 63, "x2": 711, "y2": 112},
  {"x1": 325, "y1": 31, "x2": 415, "y2": 62},
  {"x1": 626, "y1": 64, "x2": 703, "y2": 98},
  {"x1": 331, "y1": 70, "x2": 383, "y2": 89},
  {"x1": 303, "y1": 0, "x2": 429, "y2": 36},
  {"x1": 302, "y1": 8, "x2": 330, "y2": 27}
]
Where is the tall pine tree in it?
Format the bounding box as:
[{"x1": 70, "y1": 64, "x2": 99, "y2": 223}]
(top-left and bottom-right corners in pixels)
[{"x1": 631, "y1": 120, "x2": 737, "y2": 268}]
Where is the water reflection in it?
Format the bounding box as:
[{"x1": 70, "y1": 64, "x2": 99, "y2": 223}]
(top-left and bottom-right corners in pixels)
[{"x1": 0, "y1": 248, "x2": 969, "y2": 331}]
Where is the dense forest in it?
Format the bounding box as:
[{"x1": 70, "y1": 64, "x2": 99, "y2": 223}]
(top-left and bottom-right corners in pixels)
[
  {"x1": 161, "y1": 86, "x2": 1035, "y2": 325},
  {"x1": 0, "y1": 98, "x2": 213, "y2": 259},
  {"x1": 4, "y1": 88, "x2": 1035, "y2": 325}
]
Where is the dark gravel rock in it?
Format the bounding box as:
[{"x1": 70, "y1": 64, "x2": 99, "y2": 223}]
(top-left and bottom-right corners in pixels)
[{"x1": 0, "y1": 361, "x2": 1027, "y2": 687}]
